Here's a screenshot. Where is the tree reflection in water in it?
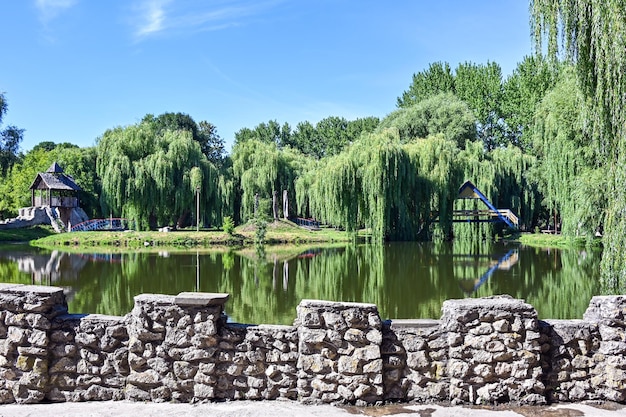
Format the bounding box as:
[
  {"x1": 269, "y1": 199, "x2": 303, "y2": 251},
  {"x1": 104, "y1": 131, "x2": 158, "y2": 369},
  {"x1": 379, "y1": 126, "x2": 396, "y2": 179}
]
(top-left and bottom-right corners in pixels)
[{"x1": 0, "y1": 242, "x2": 602, "y2": 324}]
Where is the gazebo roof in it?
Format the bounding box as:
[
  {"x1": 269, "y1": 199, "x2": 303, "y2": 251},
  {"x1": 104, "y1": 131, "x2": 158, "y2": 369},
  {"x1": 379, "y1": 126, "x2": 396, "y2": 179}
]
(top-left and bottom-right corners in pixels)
[
  {"x1": 29, "y1": 162, "x2": 82, "y2": 192},
  {"x1": 47, "y1": 161, "x2": 64, "y2": 173}
]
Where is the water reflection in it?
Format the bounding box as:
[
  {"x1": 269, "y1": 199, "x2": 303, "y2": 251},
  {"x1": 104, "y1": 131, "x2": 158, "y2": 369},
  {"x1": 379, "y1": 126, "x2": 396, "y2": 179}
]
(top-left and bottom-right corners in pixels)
[
  {"x1": 0, "y1": 242, "x2": 603, "y2": 324},
  {"x1": 457, "y1": 250, "x2": 519, "y2": 294}
]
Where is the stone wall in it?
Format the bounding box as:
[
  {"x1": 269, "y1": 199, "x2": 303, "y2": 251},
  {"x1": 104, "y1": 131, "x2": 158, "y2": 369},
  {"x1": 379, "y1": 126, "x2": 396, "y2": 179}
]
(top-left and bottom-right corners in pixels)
[
  {"x1": 0, "y1": 206, "x2": 89, "y2": 232},
  {"x1": 1, "y1": 283, "x2": 626, "y2": 405}
]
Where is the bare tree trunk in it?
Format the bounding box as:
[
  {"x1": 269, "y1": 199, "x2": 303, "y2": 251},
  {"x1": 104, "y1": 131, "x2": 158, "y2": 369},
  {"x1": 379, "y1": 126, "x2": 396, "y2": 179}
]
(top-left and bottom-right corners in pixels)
[
  {"x1": 283, "y1": 190, "x2": 289, "y2": 220},
  {"x1": 272, "y1": 190, "x2": 278, "y2": 220}
]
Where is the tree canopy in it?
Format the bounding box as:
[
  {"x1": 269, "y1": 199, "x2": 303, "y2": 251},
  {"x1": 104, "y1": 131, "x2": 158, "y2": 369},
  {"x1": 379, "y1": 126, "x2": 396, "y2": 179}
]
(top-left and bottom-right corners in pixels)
[
  {"x1": 0, "y1": 92, "x2": 23, "y2": 176},
  {"x1": 142, "y1": 112, "x2": 226, "y2": 166},
  {"x1": 96, "y1": 120, "x2": 220, "y2": 230},
  {"x1": 531, "y1": 0, "x2": 626, "y2": 290},
  {"x1": 379, "y1": 93, "x2": 476, "y2": 148}
]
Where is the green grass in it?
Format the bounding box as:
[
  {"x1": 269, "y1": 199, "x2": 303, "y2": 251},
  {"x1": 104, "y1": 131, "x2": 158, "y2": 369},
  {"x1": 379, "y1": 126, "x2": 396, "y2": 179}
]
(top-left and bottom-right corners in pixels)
[
  {"x1": 30, "y1": 219, "x2": 357, "y2": 250},
  {"x1": 0, "y1": 226, "x2": 55, "y2": 243},
  {"x1": 515, "y1": 232, "x2": 602, "y2": 249}
]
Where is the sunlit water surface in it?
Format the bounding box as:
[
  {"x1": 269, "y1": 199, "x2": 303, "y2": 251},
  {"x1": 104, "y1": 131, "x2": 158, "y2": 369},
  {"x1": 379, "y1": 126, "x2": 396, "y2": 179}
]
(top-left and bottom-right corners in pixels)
[{"x1": 0, "y1": 241, "x2": 602, "y2": 325}]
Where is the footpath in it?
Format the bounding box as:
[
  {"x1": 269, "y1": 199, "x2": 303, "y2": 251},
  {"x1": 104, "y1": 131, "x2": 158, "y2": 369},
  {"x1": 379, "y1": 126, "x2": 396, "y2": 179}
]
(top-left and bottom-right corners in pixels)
[{"x1": 0, "y1": 400, "x2": 626, "y2": 417}]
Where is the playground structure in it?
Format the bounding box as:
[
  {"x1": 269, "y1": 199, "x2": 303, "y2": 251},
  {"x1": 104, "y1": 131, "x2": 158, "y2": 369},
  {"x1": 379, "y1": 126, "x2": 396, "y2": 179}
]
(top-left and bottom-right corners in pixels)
[{"x1": 451, "y1": 180, "x2": 519, "y2": 229}]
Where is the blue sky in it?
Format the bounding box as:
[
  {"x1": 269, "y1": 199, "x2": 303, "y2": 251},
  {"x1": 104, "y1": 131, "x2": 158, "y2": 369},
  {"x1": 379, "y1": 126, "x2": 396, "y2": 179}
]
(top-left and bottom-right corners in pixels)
[{"x1": 1, "y1": 1, "x2": 533, "y2": 154}]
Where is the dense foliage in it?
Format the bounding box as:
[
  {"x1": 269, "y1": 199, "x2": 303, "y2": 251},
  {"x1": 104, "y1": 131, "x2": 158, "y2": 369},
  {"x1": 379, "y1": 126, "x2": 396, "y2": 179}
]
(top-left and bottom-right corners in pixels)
[
  {"x1": 0, "y1": 93, "x2": 23, "y2": 177},
  {"x1": 0, "y1": 27, "x2": 616, "y2": 251},
  {"x1": 96, "y1": 120, "x2": 221, "y2": 230},
  {"x1": 531, "y1": 0, "x2": 625, "y2": 290}
]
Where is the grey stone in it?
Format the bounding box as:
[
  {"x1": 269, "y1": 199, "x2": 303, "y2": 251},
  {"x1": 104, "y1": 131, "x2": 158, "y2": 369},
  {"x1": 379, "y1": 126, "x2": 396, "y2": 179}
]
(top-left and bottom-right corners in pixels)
[
  {"x1": 337, "y1": 355, "x2": 360, "y2": 374},
  {"x1": 127, "y1": 370, "x2": 161, "y2": 388}
]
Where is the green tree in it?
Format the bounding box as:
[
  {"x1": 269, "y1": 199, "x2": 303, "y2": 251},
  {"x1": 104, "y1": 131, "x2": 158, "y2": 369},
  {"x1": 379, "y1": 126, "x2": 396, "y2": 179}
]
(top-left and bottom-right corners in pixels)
[
  {"x1": 378, "y1": 93, "x2": 477, "y2": 148},
  {"x1": 531, "y1": 0, "x2": 626, "y2": 290},
  {"x1": 197, "y1": 121, "x2": 225, "y2": 167},
  {"x1": 0, "y1": 92, "x2": 23, "y2": 176},
  {"x1": 143, "y1": 113, "x2": 225, "y2": 164},
  {"x1": 454, "y1": 61, "x2": 505, "y2": 150},
  {"x1": 501, "y1": 55, "x2": 560, "y2": 149},
  {"x1": 96, "y1": 121, "x2": 219, "y2": 230},
  {"x1": 234, "y1": 120, "x2": 291, "y2": 148},
  {"x1": 314, "y1": 116, "x2": 351, "y2": 157},
  {"x1": 397, "y1": 62, "x2": 455, "y2": 108},
  {"x1": 297, "y1": 131, "x2": 463, "y2": 241},
  {"x1": 530, "y1": 68, "x2": 605, "y2": 237},
  {"x1": 397, "y1": 61, "x2": 504, "y2": 149},
  {"x1": 231, "y1": 139, "x2": 310, "y2": 222}
]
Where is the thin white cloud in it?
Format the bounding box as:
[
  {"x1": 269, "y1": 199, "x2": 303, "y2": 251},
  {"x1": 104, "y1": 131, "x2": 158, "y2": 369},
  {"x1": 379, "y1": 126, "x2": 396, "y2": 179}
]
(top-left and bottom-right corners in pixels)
[
  {"x1": 132, "y1": 0, "x2": 283, "y2": 41},
  {"x1": 35, "y1": 0, "x2": 77, "y2": 22},
  {"x1": 134, "y1": 0, "x2": 170, "y2": 38}
]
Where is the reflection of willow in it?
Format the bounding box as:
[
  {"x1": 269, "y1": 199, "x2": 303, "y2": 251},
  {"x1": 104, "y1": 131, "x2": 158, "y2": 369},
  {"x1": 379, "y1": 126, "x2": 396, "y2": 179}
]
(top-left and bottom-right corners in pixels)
[
  {"x1": 472, "y1": 247, "x2": 601, "y2": 319},
  {"x1": 293, "y1": 244, "x2": 385, "y2": 308},
  {"x1": 37, "y1": 243, "x2": 602, "y2": 323},
  {"x1": 210, "y1": 245, "x2": 386, "y2": 325},
  {"x1": 67, "y1": 252, "x2": 199, "y2": 316},
  {"x1": 214, "y1": 253, "x2": 288, "y2": 325},
  {"x1": 0, "y1": 260, "x2": 32, "y2": 283}
]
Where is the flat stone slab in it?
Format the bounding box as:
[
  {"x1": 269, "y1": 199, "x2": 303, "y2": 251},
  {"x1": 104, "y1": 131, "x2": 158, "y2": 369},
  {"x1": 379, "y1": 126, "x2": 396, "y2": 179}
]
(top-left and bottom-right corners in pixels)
[
  {"x1": 134, "y1": 294, "x2": 176, "y2": 305},
  {"x1": 389, "y1": 319, "x2": 440, "y2": 329},
  {"x1": 442, "y1": 296, "x2": 535, "y2": 312},
  {"x1": 82, "y1": 313, "x2": 126, "y2": 323},
  {"x1": 174, "y1": 292, "x2": 229, "y2": 307},
  {"x1": 1, "y1": 284, "x2": 64, "y2": 296},
  {"x1": 298, "y1": 299, "x2": 378, "y2": 310},
  {"x1": 0, "y1": 283, "x2": 24, "y2": 291}
]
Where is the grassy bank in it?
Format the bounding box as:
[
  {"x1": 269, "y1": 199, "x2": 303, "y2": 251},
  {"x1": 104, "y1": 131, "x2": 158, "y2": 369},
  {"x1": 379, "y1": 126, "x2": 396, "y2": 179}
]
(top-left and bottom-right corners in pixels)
[
  {"x1": 0, "y1": 226, "x2": 55, "y2": 243},
  {"x1": 515, "y1": 232, "x2": 602, "y2": 249},
  {"x1": 30, "y1": 219, "x2": 357, "y2": 249}
]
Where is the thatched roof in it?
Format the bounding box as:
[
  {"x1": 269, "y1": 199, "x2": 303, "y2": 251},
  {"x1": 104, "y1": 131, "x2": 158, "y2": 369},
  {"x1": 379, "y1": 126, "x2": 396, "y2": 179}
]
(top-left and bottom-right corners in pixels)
[{"x1": 29, "y1": 162, "x2": 81, "y2": 192}]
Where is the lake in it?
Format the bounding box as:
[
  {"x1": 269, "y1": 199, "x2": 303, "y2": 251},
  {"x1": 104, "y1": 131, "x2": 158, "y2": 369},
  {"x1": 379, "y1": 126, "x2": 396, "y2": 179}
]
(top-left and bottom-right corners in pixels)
[{"x1": 0, "y1": 241, "x2": 602, "y2": 325}]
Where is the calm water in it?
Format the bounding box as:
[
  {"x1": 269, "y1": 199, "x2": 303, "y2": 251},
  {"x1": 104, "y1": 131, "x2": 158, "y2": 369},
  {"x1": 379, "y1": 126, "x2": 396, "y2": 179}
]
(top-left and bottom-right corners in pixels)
[{"x1": 0, "y1": 242, "x2": 602, "y2": 325}]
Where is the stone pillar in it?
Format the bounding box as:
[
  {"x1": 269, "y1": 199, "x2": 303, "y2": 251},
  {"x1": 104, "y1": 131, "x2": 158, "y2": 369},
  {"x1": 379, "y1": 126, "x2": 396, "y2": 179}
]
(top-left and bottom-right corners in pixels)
[
  {"x1": 583, "y1": 295, "x2": 626, "y2": 402},
  {"x1": 125, "y1": 292, "x2": 228, "y2": 402},
  {"x1": 296, "y1": 299, "x2": 383, "y2": 405},
  {"x1": 440, "y1": 296, "x2": 545, "y2": 405},
  {"x1": 0, "y1": 284, "x2": 67, "y2": 404}
]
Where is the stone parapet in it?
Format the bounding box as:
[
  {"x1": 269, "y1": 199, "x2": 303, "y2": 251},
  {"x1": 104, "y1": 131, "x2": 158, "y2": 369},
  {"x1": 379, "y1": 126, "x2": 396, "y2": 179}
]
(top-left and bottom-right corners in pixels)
[
  {"x1": 296, "y1": 300, "x2": 383, "y2": 405},
  {"x1": 0, "y1": 284, "x2": 626, "y2": 406}
]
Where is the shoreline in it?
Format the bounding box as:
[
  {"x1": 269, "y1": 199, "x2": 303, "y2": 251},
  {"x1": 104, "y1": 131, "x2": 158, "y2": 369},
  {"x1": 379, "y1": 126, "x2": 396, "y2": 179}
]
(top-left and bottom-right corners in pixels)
[{"x1": 28, "y1": 219, "x2": 360, "y2": 250}]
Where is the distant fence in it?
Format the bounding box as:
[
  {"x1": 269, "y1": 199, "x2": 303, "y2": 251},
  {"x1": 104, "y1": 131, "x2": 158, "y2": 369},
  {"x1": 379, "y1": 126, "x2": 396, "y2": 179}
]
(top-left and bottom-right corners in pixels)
[{"x1": 292, "y1": 217, "x2": 321, "y2": 229}]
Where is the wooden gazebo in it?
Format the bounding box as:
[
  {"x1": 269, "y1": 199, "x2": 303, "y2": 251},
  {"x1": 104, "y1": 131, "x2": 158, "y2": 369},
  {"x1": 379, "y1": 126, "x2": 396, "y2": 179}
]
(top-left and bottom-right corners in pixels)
[{"x1": 29, "y1": 162, "x2": 81, "y2": 208}]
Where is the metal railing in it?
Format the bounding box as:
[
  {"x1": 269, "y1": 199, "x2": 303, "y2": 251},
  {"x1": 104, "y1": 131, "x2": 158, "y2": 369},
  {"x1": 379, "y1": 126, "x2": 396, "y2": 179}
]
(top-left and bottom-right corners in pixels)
[{"x1": 70, "y1": 218, "x2": 132, "y2": 232}]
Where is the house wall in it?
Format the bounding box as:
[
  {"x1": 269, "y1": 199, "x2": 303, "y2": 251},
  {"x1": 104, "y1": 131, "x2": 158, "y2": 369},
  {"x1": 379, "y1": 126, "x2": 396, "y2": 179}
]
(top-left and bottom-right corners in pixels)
[{"x1": 0, "y1": 283, "x2": 625, "y2": 405}]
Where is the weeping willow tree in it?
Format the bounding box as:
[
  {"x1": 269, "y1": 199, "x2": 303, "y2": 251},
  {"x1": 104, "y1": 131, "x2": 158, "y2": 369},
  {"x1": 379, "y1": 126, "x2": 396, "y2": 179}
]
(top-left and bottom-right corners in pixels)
[
  {"x1": 531, "y1": 0, "x2": 626, "y2": 289},
  {"x1": 96, "y1": 122, "x2": 220, "y2": 230},
  {"x1": 297, "y1": 130, "x2": 462, "y2": 241},
  {"x1": 530, "y1": 68, "x2": 606, "y2": 237},
  {"x1": 298, "y1": 96, "x2": 474, "y2": 241},
  {"x1": 231, "y1": 139, "x2": 312, "y2": 222}
]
